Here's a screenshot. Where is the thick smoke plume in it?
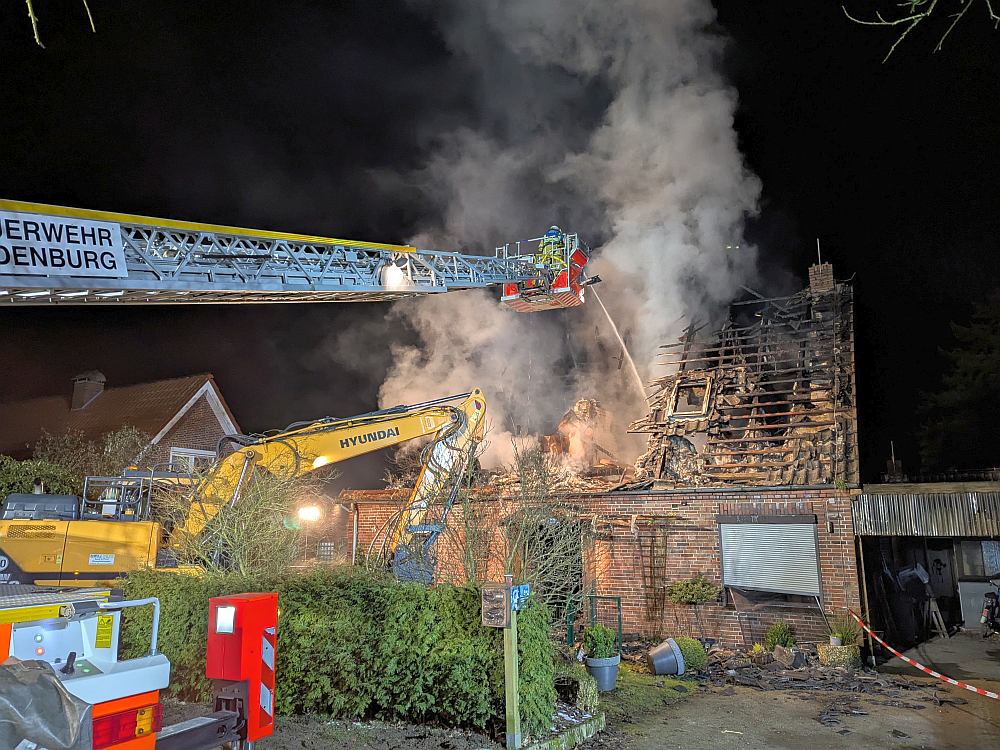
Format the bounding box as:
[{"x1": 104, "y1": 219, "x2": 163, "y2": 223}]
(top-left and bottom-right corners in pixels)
[{"x1": 378, "y1": 0, "x2": 761, "y2": 467}]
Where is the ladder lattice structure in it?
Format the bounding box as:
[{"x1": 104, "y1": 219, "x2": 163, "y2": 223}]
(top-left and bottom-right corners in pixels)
[{"x1": 0, "y1": 200, "x2": 570, "y2": 305}]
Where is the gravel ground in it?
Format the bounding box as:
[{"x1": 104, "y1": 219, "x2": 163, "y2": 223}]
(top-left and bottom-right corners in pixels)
[{"x1": 584, "y1": 679, "x2": 1000, "y2": 750}]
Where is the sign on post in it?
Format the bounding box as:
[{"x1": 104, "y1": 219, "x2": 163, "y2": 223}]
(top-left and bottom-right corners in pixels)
[
  {"x1": 0, "y1": 210, "x2": 127, "y2": 278},
  {"x1": 481, "y1": 583, "x2": 511, "y2": 629},
  {"x1": 510, "y1": 583, "x2": 530, "y2": 612},
  {"x1": 481, "y1": 577, "x2": 525, "y2": 748}
]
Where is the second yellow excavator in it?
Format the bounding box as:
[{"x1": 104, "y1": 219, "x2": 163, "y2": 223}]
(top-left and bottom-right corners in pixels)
[{"x1": 0, "y1": 390, "x2": 487, "y2": 586}]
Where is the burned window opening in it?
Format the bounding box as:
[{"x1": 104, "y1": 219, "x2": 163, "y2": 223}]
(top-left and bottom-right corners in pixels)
[{"x1": 668, "y1": 377, "x2": 713, "y2": 418}]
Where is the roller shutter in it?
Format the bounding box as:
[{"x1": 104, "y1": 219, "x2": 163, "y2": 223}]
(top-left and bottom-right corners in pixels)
[{"x1": 719, "y1": 518, "x2": 820, "y2": 597}]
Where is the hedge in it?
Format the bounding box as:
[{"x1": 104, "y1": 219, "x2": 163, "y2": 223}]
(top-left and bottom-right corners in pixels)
[
  {"x1": 0, "y1": 455, "x2": 78, "y2": 496},
  {"x1": 119, "y1": 568, "x2": 556, "y2": 734}
]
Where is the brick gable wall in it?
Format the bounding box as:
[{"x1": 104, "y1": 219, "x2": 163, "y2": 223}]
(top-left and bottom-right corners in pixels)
[{"x1": 148, "y1": 395, "x2": 230, "y2": 467}]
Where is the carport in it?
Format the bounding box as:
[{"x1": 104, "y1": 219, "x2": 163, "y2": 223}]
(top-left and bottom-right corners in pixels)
[{"x1": 853, "y1": 482, "x2": 1000, "y2": 652}]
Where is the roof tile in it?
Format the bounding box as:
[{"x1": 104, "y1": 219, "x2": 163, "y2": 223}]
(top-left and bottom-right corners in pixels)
[{"x1": 0, "y1": 373, "x2": 216, "y2": 457}]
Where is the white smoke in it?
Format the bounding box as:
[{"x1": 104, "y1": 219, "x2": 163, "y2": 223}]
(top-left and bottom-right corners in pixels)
[{"x1": 377, "y1": 0, "x2": 761, "y2": 466}]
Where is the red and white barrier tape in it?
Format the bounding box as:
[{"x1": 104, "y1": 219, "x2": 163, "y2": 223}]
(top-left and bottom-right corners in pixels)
[{"x1": 848, "y1": 609, "x2": 999, "y2": 701}]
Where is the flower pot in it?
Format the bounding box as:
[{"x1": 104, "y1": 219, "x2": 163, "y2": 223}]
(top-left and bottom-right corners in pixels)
[
  {"x1": 818, "y1": 643, "x2": 861, "y2": 669},
  {"x1": 585, "y1": 654, "x2": 621, "y2": 692},
  {"x1": 647, "y1": 638, "x2": 686, "y2": 676},
  {"x1": 829, "y1": 635, "x2": 843, "y2": 647}
]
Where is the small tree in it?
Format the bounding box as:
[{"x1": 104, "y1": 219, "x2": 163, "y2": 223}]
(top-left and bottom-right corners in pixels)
[
  {"x1": 919, "y1": 293, "x2": 1000, "y2": 471},
  {"x1": 34, "y1": 426, "x2": 151, "y2": 492},
  {"x1": 386, "y1": 440, "x2": 586, "y2": 621}
]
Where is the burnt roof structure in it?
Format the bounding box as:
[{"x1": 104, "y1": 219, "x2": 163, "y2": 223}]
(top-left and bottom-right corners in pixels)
[{"x1": 629, "y1": 263, "x2": 858, "y2": 487}]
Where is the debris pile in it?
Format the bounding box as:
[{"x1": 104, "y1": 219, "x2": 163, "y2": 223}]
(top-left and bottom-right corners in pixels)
[
  {"x1": 622, "y1": 639, "x2": 955, "y2": 707},
  {"x1": 487, "y1": 453, "x2": 627, "y2": 494},
  {"x1": 702, "y1": 643, "x2": 952, "y2": 707}
]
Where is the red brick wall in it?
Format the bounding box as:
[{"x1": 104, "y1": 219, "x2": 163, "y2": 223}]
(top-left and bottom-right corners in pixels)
[
  {"x1": 148, "y1": 395, "x2": 230, "y2": 467},
  {"x1": 568, "y1": 488, "x2": 861, "y2": 645},
  {"x1": 341, "y1": 486, "x2": 862, "y2": 646}
]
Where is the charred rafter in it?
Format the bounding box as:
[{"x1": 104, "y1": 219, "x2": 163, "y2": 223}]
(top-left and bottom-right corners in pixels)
[{"x1": 630, "y1": 263, "x2": 858, "y2": 488}]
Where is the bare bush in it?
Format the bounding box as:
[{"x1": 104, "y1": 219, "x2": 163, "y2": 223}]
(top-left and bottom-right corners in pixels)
[
  {"x1": 430, "y1": 442, "x2": 585, "y2": 618},
  {"x1": 33, "y1": 425, "x2": 151, "y2": 492},
  {"x1": 154, "y1": 467, "x2": 333, "y2": 576}
]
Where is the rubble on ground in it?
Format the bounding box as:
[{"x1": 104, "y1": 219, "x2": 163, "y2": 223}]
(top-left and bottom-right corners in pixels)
[
  {"x1": 621, "y1": 639, "x2": 944, "y2": 706},
  {"x1": 705, "y1": 643, "x2": 936, "y2": 700}
]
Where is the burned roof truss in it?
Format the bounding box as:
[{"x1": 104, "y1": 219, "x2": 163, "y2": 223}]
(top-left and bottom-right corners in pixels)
[{"x1": 631, "y1": 263, "x2": 858, "y2": 487}]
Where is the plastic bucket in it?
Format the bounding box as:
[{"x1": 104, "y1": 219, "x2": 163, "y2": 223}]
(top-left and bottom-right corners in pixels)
[
  {"x1": 648, "y1": 638, "x2": 686, "y2": 676},
  {"x1": 585, "y1": 654, "x2": 621, "y2": 692}
]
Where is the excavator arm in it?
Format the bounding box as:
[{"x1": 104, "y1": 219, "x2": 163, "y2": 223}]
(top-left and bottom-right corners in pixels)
[{"x1": 175, "y1": 390, "x2": 488, "y2": 578}]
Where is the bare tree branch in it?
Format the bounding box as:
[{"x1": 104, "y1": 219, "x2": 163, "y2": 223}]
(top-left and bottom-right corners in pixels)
[
  {"x1": 25, "y1": 0, "x2": 43, "y2": 48},
  {"x1": 936, "y1": 1, "x2": 975, "y2": 51},
  {"x1": 23, "y1": 0, "x2": 97, "y2": 47},
  {"x1": 843, "y1": 0, "x2": 998, "y2": 61},
  {"x1": 82, "y1": 0, "x2": 96, "y2": 33}
]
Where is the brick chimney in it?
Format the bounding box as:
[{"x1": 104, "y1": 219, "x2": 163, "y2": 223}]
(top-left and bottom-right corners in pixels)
[
  {"x1": 808, "y1": 262, "x2": 835, "y2": 294},
  {"x1": 71, "y1": 370, "x2": 106, "y2": 410}
]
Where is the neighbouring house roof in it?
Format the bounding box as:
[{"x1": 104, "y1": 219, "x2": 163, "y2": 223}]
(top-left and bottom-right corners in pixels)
[{"x1": 0, "y1": 372, "x2": 240, "y2": 458}]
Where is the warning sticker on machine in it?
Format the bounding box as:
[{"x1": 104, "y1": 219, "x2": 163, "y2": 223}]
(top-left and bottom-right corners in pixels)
[
  {"x1": 88, "y1": 553, "x2": 116, "y2": 565},
  {"x1": 0, "y1": 210, "x2": 127, "y2": 278},
  {"x1": 95, "y1": 615, "x2": 114, "y2": 649}
]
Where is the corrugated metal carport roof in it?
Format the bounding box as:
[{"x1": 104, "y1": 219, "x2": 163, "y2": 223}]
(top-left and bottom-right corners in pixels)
[{"x1": 854, "y1": 483, "x2": 1000, "y2": 536}]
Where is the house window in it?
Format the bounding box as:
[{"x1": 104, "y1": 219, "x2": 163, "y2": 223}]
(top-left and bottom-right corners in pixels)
[
  {"x1": 718, "y1": 514, "x2": 821, "y2": 597},
  {"x1": 958, "y1": 540, "x2": 1000, "y2": 579},
  {"x1": 169, "y1": 447, "x2": 216, "y2": 473},
  {"x1": 668, "y1": 376, "x2": 713, "y2": 418}
]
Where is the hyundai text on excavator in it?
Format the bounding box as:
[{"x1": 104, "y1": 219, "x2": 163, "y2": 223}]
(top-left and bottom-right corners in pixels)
[{"x1": 0, "y1": 390, "x2": 487, "y2": 587}]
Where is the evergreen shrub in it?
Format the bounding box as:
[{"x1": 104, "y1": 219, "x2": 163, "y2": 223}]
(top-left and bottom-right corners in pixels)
[
  {"x1": 764, "y1": 619, "x2": 796, "y2": 651},
  {"x1": 119, "y1": 567, "x2": 555, "y2": 734},
  {"x1": 672, "y1": 636, "x2": 707, "y2": 671},
  {"x1": 582, "y1": 624, "x2": 618, "y2": 658}
]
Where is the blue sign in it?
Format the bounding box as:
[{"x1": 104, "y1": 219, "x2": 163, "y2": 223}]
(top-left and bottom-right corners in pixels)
[{"x1": 510, "y1": 584, "x2": 531, "y2": 612}]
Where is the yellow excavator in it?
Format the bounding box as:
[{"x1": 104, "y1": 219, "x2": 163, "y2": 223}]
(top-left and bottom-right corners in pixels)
[{"x1": 0, "y1": 390, "x2": 487, "y2": 586}]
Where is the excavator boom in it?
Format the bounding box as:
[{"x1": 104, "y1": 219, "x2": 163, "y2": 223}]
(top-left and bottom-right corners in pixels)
[
  {"x1": 0, "y1": 391, "x2": 487, "y2": 586},
  {"x1": 169, "y1": 390, "x2": 487, "y2": 584}
]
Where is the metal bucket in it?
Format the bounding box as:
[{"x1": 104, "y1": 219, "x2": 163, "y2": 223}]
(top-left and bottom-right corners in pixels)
[{"x1": 647, "y1": 638, "x2": 686, "y2": 676}]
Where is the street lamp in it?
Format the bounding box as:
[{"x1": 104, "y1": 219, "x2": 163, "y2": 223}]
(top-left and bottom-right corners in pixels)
[{"x1": 297, "y1": 504, "x2": 322, "y2": 523}]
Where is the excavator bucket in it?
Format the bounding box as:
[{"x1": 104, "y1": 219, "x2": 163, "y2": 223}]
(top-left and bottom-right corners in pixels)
[{"x1": 499, "y1": 229, "x2": 592, "y2": 312}]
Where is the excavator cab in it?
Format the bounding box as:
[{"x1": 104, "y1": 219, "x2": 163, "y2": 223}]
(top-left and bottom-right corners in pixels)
[{"x1": 499, "y1": 227, "x2": 594, "y2": 312}]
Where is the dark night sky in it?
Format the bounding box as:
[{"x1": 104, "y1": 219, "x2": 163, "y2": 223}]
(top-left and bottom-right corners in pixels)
[{"x1": 1, "y1": 2, "x2": 998, "y2": 482}]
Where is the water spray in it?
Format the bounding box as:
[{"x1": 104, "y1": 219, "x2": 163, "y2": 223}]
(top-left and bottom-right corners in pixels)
[{"x1": 591, "y1": 287, "x2": 647, "y2": 401}]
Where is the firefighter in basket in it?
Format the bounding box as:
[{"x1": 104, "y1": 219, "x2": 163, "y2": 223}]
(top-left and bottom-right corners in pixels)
[{"x1": 534, "y1": 225, "x2": 568, "y2": 288}]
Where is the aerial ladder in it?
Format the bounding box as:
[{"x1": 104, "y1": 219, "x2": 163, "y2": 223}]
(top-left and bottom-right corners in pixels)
[
  {"x1": 0, "y1": 391, "x2": 487, "y2": 586},
  {"x1": 0, "y1": 200, "x2": 593, "y2": 308}
]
